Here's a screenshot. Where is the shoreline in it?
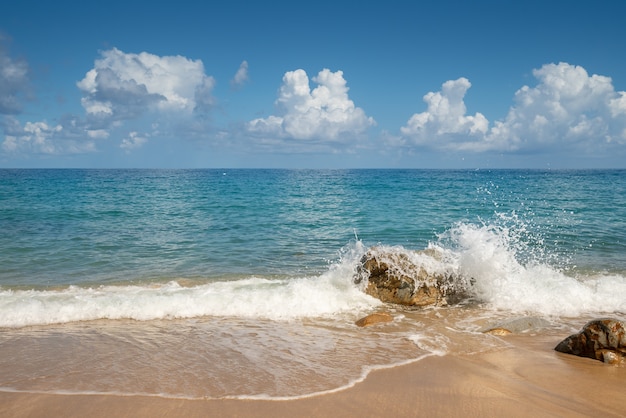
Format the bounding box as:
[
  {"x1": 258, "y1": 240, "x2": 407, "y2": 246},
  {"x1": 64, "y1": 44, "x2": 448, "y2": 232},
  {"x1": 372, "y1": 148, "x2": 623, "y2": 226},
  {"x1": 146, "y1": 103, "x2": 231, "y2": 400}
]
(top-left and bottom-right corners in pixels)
[{"x1": 1, "y1": 333, "x2": 624, "y2": 418}]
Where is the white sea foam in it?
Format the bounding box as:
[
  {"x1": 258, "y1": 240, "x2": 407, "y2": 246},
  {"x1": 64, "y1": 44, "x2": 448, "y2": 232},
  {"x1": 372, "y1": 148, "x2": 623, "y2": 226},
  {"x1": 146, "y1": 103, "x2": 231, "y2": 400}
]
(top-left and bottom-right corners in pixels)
[
  {"x1": 2, "y1": 219, "x2": 625, "y2": 328},
  {"x1": 0, "y1": 246, "x2": 380, "y2": 328},
  {"x1": 438, "y1": 221, "x2": 626, "y2": 316},
  {"x1": 359, "y1": 217, "x2": 626, "y2": 317}
]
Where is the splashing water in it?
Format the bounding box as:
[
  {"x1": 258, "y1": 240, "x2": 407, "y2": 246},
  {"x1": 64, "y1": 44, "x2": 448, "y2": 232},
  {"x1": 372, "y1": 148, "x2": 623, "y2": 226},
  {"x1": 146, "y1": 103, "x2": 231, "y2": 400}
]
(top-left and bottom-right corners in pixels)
[{"x1": 434, "y1": 215, "x2": 626, "y2": 316}]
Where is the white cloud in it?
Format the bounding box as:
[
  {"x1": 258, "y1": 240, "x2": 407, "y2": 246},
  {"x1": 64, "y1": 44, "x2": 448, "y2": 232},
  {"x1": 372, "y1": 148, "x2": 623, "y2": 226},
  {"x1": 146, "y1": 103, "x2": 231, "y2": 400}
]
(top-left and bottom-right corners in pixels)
[
  {"x1": 400, "y1": 78, "x2": 488, "y2": 146},
  {"x1": 231, "y1": 60, "x2": 249, "y2": 88},
  {"x1": 120, "y1": 131, "x2": 148, "y2": 152},
  {"x1": 1, "y1": 116, "x2": 98, "y2": 155},
  {"x1": 77, "y1": 48, "x2": 216, "y2": 119},
  {"x1": 609, "y1": 92, "x2": 626, "y2": 117},
  {"x1": 87, "y1": 129, "x2": 110, "y2": 139},
  {"x1": 2, "y1": 120, "x2": 62, "y2": 154},
  {"x1": 3, "y1": 47, "x2": 219, "y2": 160},
  {"x1": 487, "y1": 62, "x2": 622, "y2": 150},
  {"x1": 247, "y1": 69, "x2": 375, "y2": 143},
  {"x1": 0, "y1": 38, "x2": 30, "y2": 115},
  {"x1": 400, "y1": 63, "x2": 626, "y2": 153},
  {"x1": 193, "y1": 76, "x2": 216, "y2": 115}
]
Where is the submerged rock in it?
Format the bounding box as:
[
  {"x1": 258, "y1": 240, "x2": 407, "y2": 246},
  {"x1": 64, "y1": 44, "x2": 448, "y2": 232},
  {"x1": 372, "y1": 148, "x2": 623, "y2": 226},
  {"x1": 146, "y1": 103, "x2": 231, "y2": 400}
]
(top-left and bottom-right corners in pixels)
[
  {"x1": 554, "y1": 318, "x2": 626, "y2": 365},
  {"x1": 483, "y1": 327, "x2": 512, "y2": 336},
  {"x1": 355, "y1": 312, "x2": 393, "y2": 327},
  {"x1": 354, "y1": 247, "x2": 469, "y2": 308},
  {"x1": 482, "y1": 316, "x2": 552, "y2": 335}
]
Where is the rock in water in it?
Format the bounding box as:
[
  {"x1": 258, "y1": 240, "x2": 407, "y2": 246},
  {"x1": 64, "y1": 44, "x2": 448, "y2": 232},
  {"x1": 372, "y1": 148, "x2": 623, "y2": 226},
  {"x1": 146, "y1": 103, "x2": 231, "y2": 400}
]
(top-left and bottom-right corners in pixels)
[
  {"x1": 355, "y1": 312, "x2": 393, "y2": 327},
  {"x1": 354, "y1": 247, "x2": 468, "y2": 307},
  {"x1": 554, "y1": 318, "x2": 626, "y2": 365},
  {"x1": 483, "y1": 327, "x2": 512, "y2": 336},
  {"x1": 481, "y1": 316, "x2": 552, "y2": 335}
]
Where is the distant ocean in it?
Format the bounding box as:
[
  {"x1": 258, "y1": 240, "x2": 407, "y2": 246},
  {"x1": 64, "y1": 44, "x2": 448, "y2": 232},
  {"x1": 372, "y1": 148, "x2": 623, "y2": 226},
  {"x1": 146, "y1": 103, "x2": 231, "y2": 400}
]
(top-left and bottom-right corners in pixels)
[{"x1": 1, "y1": 169, "x2": 625, "y2": 399}]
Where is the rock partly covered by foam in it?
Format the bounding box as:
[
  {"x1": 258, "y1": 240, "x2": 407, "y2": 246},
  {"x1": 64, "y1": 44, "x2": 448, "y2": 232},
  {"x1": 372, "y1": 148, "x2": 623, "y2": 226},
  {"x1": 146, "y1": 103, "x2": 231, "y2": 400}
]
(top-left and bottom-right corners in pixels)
[
  {"x1": 555, "y1": 319, "x2": 626, "y2": 365},
  {"x1": 482, "y1": 316, "x2": 552, "y2": 335},
  {"x1": 355, "y1": 312, "x2": 393, "y2": 327},
  {"x1": 354, "y1": 247, "x2": 468, "y2": 307}
]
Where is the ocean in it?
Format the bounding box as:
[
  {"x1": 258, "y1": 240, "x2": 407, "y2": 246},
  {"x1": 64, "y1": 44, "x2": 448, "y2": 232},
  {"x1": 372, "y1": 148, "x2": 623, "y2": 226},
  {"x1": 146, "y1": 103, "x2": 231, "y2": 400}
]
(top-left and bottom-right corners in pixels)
[{"x1": 0, "y1": 169, "x2": 625, "y2": 399}]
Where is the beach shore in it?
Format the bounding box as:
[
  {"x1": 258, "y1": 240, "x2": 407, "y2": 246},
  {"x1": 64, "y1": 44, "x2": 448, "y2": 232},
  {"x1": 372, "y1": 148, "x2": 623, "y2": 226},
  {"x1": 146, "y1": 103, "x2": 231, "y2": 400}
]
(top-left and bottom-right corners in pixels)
[{"x1": 1, "y1": 332, "x2": 624, "y2": 418}]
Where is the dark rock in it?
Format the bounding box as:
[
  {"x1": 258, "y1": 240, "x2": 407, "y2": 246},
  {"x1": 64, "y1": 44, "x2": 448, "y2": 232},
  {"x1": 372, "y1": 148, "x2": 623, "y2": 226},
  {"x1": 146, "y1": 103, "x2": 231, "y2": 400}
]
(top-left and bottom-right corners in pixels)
[
  {"x1": 554, "y1": 318, "x2": 626, "y2": 365},
  {"x1": 354, "y1": 247, "x2": 469, "y2": 307}
]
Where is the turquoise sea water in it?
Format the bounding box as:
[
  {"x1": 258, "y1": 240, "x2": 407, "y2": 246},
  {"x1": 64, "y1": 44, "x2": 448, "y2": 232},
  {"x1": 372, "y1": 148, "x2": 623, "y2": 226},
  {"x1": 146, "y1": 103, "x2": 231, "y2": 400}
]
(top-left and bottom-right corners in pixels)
[
  {"x1": 1, "y1": 169, "x2": 625, "y2": 398},
  {"x1": 2, "y1": 169, "x2": 625, "y2": 288}
]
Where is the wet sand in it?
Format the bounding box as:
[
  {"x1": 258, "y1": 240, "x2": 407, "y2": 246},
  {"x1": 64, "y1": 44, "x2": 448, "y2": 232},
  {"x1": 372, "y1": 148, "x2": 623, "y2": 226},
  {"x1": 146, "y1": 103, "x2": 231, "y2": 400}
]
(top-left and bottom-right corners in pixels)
[{"x1": 1, "y1": 333, "x2": 624, "y2": 418}]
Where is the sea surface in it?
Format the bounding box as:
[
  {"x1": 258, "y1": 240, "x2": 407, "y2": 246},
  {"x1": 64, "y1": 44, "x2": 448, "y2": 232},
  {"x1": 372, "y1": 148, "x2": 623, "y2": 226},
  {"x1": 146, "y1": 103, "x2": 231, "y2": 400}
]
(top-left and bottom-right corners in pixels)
[{"x1": 0, "y1": 169, "x2": 625, "y2": 399}]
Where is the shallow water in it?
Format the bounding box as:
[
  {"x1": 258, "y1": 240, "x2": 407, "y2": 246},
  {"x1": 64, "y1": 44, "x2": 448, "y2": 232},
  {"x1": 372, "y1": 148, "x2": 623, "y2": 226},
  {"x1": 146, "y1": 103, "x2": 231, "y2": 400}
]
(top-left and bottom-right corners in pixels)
[
  {"x1": 1, "y1": 169, "x2": 625, "y2": 398},
  {"x1": 2, "y1": 307, "x2": 620, "y2": 400}
]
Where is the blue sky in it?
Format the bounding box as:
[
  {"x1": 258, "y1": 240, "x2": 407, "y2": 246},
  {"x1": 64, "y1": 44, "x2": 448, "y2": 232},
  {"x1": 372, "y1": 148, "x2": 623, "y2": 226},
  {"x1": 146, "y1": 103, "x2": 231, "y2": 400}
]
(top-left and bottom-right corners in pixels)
[{"x1": 1, "y1": 0, "x2": 626, "y2": 168}]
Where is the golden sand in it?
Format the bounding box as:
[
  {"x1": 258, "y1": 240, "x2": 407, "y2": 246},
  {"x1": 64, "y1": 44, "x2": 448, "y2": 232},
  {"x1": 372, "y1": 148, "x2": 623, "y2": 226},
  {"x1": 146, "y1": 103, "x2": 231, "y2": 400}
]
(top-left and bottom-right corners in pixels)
[{"x1": 1, "y1": 333, "x2": 624, "y2": 418}]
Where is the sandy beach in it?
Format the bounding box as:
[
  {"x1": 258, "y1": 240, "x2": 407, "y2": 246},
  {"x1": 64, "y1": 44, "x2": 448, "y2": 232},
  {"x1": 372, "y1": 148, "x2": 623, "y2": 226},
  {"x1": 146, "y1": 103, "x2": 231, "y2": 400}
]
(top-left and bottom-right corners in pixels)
[{"x1": 1, "y1": 332, "x2": 624, "y2": 418}]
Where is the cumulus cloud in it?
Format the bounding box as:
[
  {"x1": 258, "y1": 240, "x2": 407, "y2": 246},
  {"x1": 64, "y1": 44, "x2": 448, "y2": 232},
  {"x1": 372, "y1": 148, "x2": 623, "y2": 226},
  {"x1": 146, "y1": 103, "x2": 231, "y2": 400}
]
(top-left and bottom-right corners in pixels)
[
  {"x1": 401, "y1": 62, "x2": 626, "y2": 153},
  {"x1": 400, "y1": 78, "x2": 488, "y2": 145},
  {"x1": 0, "y1": 37, "x2": 30, "y2": 115},
  {"x1": 1, "y1": 119, "x2": 96, "y2": 155},
  {"x1": 488, "y1": 62, "x2": 626, "y2": 150},
  {"x1": 120, "y1": 131, "x2": 148, "y2": 152},
  {"x1": 247, "y1": 69, "x2": 375, "y2": 144},
  {"x1": 193, "y1": 76, "x2": 217, "y2": 116},
  {"x1": 77, "y1": 48, "x2": 216, "y2": 120},
  {"x1": 2, "y1": 113, "x2": 101, "y2": 156},
  {"x1": 2, "y1": 121, "x2": 61, "y2": 154},
  {"x1": 3, "y1": 47, "x2": 220, "y2": 158},
  {"x1": 231, "y1": 60, "x2": 249, "y2": 88}
]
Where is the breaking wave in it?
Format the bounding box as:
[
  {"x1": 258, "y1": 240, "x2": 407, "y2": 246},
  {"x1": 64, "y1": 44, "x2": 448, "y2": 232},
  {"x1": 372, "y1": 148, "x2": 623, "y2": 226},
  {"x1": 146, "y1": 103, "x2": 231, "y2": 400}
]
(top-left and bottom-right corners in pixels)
[{"x1": 2, "y1": 218, "x2": 625, "y2": 328}]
